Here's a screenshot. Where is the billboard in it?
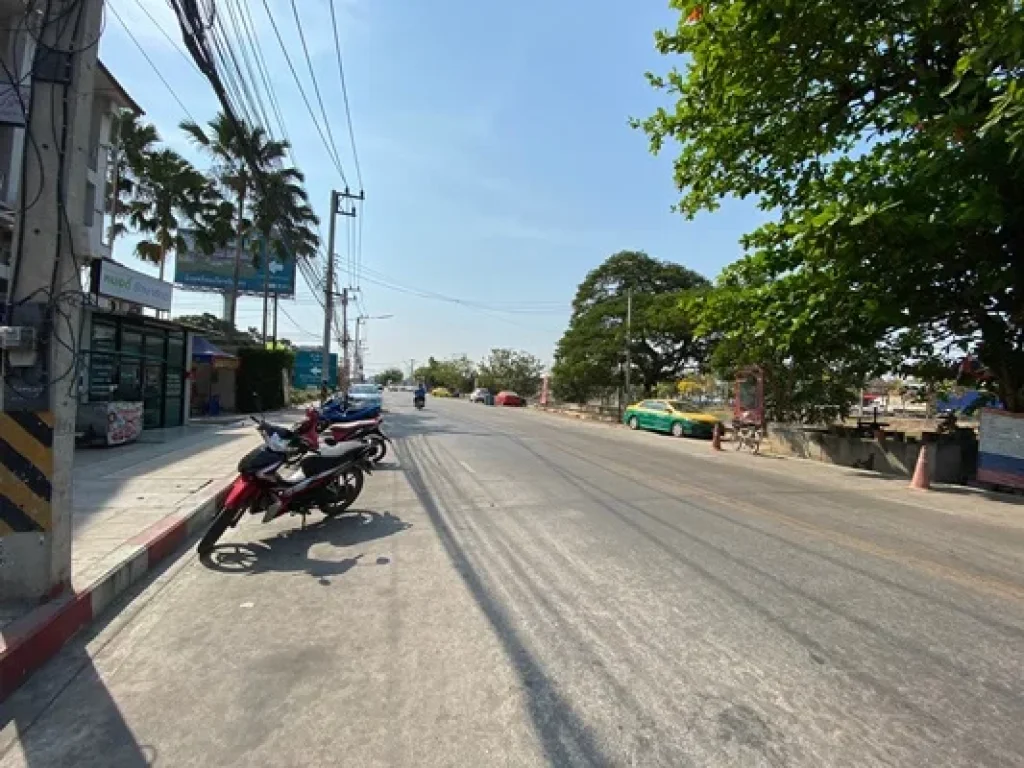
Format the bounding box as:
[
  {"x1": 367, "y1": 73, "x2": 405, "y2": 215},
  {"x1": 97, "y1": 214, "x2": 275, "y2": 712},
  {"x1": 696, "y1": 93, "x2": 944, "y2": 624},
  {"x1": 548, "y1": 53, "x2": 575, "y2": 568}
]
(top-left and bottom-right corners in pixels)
[
  {"x1": 293, "y1": 349, "x2": 338, "y2": 390},
  {"x1": 174, "y1": 230, "x2": 297, "y2": 297}
]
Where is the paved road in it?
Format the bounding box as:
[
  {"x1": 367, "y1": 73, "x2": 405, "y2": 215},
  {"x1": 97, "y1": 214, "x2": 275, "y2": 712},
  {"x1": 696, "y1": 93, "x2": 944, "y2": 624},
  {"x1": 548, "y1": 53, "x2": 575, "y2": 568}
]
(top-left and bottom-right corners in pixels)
[{"x1": 2, "y1": 395, "x2": 1024, "y2": 767}]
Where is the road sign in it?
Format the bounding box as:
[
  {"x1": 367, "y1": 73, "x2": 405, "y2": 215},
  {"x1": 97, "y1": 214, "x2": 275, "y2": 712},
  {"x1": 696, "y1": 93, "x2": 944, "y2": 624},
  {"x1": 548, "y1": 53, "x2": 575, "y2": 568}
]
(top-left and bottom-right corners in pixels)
[{"x1": 293, "y1": 349, "x2": 338, "y2": 389}]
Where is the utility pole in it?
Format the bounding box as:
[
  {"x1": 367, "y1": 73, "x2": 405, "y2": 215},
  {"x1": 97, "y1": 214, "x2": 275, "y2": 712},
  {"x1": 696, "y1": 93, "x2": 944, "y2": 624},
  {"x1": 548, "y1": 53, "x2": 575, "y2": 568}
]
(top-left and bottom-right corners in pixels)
[
  {"x1": 225, "y1": 171, "x2": 248, "y2": 326},
  {"x1": 1, "y1": 0, "x2": 104, "y2": 599},
  {"x1": 409, "y1": 359, "x2": 416, "y2": 384},
  {"x1": 321, "y1": 190, "x2": 339, "y2": 395},
  {"x1": 624, "y1": 288, "x2": 633, "y2": 405},
  {"x1": 272, "y1": 293, "x2": 278, "y2": 345}
]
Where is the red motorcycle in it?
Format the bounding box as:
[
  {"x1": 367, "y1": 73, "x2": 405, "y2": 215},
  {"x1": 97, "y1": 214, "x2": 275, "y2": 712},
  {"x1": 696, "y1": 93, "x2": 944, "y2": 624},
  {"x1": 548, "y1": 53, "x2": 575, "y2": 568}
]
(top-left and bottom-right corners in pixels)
[
  {"x1": 319, "y1": 414, "x2": 391, "y2": 464},
  {"x1": 197, "y1": 409, "x2": 375, "y2": 556}
]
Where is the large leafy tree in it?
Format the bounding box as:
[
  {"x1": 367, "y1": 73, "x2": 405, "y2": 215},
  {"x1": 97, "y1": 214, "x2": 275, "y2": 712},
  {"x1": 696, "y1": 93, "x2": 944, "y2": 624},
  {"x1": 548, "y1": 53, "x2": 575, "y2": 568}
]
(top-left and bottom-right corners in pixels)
[
  {"x1": 637, "y1": 1, "x2": 1024, "y2": 412},
  {"x1": 476, "y1": 348, "x2": 544, "y2": 397},
  {"x1": 110, "y1": 111, "x2": 159, "y2": 248},
  {"x1": 373, "y1": 368, "x2": 406, "y2": 386},
  {"x1": 552, "y1": 251, "x2": 709, "y2": 402},
  {"x1": 413, "y1": 356, "x2": 476, "y2": 392}
]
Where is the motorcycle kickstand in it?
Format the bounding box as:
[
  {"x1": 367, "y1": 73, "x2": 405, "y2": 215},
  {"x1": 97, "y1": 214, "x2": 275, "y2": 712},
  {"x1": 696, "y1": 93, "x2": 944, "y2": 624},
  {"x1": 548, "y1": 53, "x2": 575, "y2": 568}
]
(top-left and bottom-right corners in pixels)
[{"x1": 300, "y1": 511, "x2": 308, "y2": 530}]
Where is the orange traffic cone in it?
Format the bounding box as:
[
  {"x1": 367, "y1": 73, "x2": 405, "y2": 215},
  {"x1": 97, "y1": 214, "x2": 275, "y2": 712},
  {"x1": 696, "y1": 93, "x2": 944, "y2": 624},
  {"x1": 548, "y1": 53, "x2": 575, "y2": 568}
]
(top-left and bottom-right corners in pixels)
[
  {"x1": 712, "y1": 422, "x2": 723, "y2": 451},
  {"x1": 909, "y1": 442, "x2": 931, "y2": 490}
]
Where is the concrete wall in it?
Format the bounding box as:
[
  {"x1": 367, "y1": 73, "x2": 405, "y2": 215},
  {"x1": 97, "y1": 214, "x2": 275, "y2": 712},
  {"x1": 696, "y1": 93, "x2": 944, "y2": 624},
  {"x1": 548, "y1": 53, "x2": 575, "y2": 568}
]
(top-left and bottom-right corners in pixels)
[{"x1": 764, "y1": 425, "x2": 972, "y2": 484}]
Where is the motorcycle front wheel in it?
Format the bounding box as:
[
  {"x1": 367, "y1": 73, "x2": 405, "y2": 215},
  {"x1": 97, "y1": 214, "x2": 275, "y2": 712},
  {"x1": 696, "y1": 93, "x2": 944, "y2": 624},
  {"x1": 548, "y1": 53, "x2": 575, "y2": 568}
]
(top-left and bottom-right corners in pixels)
[
  {"x1": 368, "y1": 435, "x2": 388, "y2": 464},
  {"x1": 323, "y1": 468, "x2": 365, "y2": 517},
  {"x1": 198, "y1": 505, "x2": 236, "y2": 555}
]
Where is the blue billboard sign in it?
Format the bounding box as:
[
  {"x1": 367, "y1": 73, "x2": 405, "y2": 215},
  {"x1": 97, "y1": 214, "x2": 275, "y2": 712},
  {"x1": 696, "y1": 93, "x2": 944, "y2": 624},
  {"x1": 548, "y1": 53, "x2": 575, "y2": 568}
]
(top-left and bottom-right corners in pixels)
[
  {"x1": 174, "y1": 230, "x2": 297, "y2": 297},
  {"x1": 293, "y1": 349, "x2": 338, "y2": 389}
]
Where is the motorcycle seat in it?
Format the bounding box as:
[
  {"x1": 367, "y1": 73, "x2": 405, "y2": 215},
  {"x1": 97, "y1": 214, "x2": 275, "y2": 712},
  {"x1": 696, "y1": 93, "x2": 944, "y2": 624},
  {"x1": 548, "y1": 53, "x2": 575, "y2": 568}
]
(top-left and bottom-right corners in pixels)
[
  {"x1": 327, "y1": 418, "x2": 379, "y2": 431},
  {"x1": 300, "y1": 442, "x2": 367, "y2": 478}
]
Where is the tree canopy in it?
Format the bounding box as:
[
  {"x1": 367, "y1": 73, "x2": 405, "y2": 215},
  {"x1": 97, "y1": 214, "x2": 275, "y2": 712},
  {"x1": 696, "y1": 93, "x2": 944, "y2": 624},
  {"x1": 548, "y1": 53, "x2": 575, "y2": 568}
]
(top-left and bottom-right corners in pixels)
[
  {"x1": 476, "y1": 348, "x2": 544, "y2": 397},
  {"x1": 638, "y1": 1, "x2": 1024, "y2": 412},
  {"x1": 552, "y1": 251, "x2": 708, "y2": 403},
  {"x1": 373, "y1": 368, "x2": 406, "y2": 386}
]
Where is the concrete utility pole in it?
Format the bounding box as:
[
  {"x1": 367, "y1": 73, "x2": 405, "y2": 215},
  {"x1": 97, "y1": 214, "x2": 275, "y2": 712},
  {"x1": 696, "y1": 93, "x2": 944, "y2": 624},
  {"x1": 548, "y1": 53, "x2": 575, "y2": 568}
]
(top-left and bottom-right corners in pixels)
[
  {"x1": 225, "y1": 172, "x2": 247, "y2": 327},
  {"x1": 321, "y1": 187, "x2": 362, "y2": 393},
  {"x1": 354, "y1": 314, "x2": 393, "y2": 384},
  {"x1": 321, "y1": 190, "x2": 339, "y2": 394},
  {"x1": 1, "y1": 0, "x2": 104, "y2": 599},
  {"x1": 272, "y1": 293, "x2": 278, "y2": 345}
]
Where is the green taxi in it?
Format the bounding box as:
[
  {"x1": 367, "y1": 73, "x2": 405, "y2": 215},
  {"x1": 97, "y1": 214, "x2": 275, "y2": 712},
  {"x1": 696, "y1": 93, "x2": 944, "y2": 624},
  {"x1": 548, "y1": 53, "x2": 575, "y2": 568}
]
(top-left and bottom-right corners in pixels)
[{"x1": 623, "y1": 399, "x2": 721, "y2": 439}]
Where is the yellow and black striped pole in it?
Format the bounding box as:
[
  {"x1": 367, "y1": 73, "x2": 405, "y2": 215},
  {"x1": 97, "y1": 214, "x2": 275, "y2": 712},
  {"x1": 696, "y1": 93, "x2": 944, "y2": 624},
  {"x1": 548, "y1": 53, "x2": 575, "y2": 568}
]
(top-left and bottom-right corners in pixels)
[{"x1": 0, "y1": 411, "x2": 54, "y2": 533}]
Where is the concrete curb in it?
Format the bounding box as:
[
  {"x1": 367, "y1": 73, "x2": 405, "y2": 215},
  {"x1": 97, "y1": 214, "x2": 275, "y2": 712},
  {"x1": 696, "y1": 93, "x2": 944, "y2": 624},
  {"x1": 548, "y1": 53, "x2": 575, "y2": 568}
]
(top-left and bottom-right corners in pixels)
[{"x1": 0, "y1": 478, "x2": 233, "y2": 701}]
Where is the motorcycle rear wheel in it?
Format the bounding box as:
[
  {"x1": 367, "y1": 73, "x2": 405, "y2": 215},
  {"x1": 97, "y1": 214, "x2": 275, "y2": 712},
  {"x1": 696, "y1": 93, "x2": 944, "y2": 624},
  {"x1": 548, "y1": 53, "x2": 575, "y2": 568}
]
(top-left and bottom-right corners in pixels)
[{"x1": 323, "y1": 468, "x2": 365, "y2": 517}]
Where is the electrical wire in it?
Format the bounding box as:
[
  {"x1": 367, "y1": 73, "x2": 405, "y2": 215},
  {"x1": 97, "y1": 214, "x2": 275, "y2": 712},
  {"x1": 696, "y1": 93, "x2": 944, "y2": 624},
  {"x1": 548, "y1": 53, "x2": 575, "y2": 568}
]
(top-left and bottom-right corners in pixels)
[
  {"x1": 123, "y1": 0, "x2": 201, "y2": 75},
  {"x1": 108, "y1": 3, "x2": 198, "y2": 122},
  {"x1": 257, "y1": 0, "x2": 349, "y2": 186},
  {"x1": 328, "y1": 0, "x2": 362, "y2": 190},
  {"x1": 287, "y1": 0, "x2": 348, "y2": 186}
]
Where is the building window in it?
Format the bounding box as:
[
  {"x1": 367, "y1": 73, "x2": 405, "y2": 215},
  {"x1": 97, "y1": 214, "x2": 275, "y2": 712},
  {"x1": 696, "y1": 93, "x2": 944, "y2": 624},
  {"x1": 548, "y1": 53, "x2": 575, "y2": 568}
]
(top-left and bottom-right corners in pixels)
[{"x1": 84, "y1": 181, "x2": 96, "y2": 227}]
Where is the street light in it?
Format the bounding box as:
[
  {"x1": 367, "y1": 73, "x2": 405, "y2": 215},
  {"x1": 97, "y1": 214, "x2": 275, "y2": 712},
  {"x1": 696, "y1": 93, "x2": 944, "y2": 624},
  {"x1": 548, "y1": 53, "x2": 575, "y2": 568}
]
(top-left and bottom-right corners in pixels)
[{"x1": 354, "y1": 314, "x2": 394, "y2": 382}]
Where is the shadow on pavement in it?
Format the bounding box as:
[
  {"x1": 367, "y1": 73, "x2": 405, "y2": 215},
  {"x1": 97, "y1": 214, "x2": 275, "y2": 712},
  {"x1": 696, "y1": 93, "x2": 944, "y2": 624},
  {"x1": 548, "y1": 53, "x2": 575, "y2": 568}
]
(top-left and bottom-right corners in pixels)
[
  {"x1": 395, "y1": 440, "x2": 610, "y2": 767},
  {"x1": 200, "y1": 511, "x2": 410, "y2": 585}
]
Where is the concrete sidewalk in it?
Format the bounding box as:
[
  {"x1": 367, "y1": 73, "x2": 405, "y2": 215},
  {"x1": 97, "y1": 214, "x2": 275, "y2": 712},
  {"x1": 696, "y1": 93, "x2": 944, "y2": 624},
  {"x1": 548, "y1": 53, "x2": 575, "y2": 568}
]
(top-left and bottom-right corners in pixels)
[{"x1": 0, "y1": 409, "x2": 304, "y2": 699}]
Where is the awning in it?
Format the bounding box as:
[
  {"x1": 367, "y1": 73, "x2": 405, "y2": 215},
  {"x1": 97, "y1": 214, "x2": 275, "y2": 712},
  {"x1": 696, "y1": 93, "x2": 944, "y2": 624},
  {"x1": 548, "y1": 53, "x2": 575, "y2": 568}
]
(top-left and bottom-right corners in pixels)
[{"x1": 192, "y1": 336, "x2": 234, "y2": 361}]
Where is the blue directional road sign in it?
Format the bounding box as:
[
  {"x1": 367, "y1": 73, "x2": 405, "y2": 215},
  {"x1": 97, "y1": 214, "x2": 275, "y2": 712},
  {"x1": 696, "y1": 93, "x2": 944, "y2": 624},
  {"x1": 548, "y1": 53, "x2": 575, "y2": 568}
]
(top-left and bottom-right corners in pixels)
[{"x1": 293, "y1": 349, "x2": 338, "y2": 389}]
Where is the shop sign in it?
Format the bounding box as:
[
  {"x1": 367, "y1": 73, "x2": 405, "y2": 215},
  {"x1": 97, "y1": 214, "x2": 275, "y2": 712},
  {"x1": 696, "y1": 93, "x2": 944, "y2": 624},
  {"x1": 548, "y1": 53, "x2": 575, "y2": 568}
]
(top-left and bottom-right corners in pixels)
[{"x1": 92, "y1": 260, "x2": 173, "y2": 312}]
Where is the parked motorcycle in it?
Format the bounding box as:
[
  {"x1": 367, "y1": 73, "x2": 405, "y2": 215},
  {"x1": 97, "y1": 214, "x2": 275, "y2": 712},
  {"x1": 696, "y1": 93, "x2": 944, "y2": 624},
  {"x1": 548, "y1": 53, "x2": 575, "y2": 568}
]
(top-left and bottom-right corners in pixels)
[
  {"x1": 197, "y1": 410, "x2": 376, "y2": 556},
  {"x1": 320, "y1": 414, "x2": 392, "y2": 464},
  {"x1": 320, "y1": 399, "x2": 382, "y2": 424}
]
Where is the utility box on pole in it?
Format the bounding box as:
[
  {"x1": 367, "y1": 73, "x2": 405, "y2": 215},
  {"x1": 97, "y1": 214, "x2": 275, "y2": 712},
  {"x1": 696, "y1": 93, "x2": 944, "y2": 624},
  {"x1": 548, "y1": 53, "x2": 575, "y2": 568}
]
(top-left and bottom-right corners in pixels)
[{"x1": 0, "y1": 0, "x2": 104, "y2": 600}]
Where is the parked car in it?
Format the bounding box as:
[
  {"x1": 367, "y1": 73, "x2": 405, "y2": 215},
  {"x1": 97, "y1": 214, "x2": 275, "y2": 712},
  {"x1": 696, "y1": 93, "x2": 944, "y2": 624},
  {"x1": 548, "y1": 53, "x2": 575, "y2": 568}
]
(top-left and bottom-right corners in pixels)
[
  {"x1": 348, "y1": 383, "x2": 383, "y2": 410},
  {"x1": 469, "y1": 388, "x2": 491, "y2": 403},
  {"x1": 623, "y1": 399, "x2": 720, "y2": 438},
  {"x1": 431, "y1": 387, "x2": 452, "y2": 398},
  {"x1": 495, "y1": 391, "x2": 525, "y2": 407}
]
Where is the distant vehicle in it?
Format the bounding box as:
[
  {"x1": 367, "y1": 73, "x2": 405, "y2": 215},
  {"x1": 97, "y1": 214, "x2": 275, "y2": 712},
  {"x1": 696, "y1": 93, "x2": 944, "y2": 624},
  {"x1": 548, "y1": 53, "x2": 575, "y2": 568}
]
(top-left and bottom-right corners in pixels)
[
  {"x1": 495, "y1": 391, "x2": 525, "y2": 407},
  {"x1": 469, "y1": 388, "x2": 491, "y2": 403},
  {"x1": 348, "y1": 383, "x2": 383, "y2": 410},
  {"x1": 623, "y1": 399, "x2": 720, "y2": 438},
  {"x1": 431, "y1": 387, "x2": 452, "y2": 398}
]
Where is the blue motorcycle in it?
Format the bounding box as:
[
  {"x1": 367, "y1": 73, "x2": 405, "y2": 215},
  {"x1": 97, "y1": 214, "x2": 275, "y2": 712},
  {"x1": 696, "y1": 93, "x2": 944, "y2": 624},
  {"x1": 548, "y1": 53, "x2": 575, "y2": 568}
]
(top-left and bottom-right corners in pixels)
[{"x1": 319, "y1": 396, "x2": 381, "y2": 425}]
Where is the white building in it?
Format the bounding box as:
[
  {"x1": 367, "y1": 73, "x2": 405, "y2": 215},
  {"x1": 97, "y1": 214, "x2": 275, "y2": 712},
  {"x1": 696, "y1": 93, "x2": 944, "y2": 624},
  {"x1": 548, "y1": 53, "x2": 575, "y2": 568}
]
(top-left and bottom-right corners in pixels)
[{"x1": 0, "y1": 7, "x2": 141, "y2": 298}]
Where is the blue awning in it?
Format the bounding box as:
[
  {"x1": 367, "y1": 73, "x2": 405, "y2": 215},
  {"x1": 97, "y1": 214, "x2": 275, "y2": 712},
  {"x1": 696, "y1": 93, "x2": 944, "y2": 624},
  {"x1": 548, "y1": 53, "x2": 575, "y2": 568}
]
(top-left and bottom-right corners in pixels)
[{"x1": 192, "y1": 336, "x2": 234, "y2": 361}]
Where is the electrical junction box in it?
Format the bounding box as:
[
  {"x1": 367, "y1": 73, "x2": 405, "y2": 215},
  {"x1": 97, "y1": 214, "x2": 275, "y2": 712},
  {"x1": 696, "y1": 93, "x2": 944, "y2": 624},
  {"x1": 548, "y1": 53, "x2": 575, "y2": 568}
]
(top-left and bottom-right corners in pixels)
[{"x1": 0, "y1": 325, "x2": 35, "y2": 350}]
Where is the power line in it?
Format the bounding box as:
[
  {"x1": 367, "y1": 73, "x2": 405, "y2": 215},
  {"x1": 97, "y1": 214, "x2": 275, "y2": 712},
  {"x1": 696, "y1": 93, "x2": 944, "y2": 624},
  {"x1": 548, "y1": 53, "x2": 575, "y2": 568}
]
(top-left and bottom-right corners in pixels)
[
  {"x1": 258, "y1": 0, "x2": 349, "y2": 185},
  {"x1": 124, "y1": 0, "x2": 201, "y2": 75},
  {"x1": 288, "y1": 0, "x2": 349, "y2": 186},
  {"x1": 108, "y1": 3, "x2": 198, "y2": 122},
  {"x1": 328, "y1": 0, "x2": 363, "y2": 189}
]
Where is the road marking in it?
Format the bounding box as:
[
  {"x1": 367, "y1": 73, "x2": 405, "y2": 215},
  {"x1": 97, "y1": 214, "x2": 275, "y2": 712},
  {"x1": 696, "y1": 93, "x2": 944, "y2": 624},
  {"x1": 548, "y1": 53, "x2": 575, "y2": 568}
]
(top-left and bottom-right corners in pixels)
[{"x1": 459, "y1": 460, "x2": 477, "y2": 475}]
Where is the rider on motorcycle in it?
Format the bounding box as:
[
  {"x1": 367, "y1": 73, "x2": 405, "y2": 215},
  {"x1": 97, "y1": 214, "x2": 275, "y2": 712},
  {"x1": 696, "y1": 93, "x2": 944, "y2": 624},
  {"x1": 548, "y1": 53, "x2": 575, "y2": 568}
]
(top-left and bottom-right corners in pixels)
[{"x1": 414, "y1": 382, "x2": 426, "y2": 406}]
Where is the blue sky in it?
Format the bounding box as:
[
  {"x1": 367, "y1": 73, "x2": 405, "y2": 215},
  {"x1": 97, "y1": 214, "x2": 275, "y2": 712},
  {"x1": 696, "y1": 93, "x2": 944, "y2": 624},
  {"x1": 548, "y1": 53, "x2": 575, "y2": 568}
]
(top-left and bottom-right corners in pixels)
[{"x1": 100, "y1": 0, "x2": 766, "y2": 375}]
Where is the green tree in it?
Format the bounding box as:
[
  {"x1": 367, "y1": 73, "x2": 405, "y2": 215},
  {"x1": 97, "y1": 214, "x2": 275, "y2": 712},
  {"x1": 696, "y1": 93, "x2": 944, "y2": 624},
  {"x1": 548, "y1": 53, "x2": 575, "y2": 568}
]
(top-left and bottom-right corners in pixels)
[
  {"x1": 477, "y1": 348, "x2": 544, "y2": 397},
  {"x1": 180, "y1": 113, "x2": 296, "y2": 323},
  {"x1": 637, "y1": 1, "x2": 1024, "y2": 411},
  {"x1": 374, "y1": 368, "x2": 406, "y2": 386},
  {"x1": 552, "y1": 251, "x2": 708, "y2": 403},
  {"x1": 174, "y1": 313, "x2": 263, "y2": 347},
  {"x1": 413, "y1": 355, "x2": 476, "y2": 391},
  {"x1": 126, "y1": 149, "x2": 210, "y2": 281},
  {"x1": 110, "y1": 111, "x2": 159, "y2": 249}
]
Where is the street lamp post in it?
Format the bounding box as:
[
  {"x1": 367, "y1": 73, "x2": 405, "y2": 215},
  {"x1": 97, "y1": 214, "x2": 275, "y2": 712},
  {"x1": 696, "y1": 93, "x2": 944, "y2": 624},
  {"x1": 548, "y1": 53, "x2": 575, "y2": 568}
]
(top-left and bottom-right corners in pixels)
[{"x1": 354, "y1": 314, "x2": 394, "y2": 383}]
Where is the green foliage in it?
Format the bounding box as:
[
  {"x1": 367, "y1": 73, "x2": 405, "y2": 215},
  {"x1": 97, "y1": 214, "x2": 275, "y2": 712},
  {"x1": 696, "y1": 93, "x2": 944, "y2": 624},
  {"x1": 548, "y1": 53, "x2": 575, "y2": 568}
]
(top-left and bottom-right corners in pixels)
[
  {"x1": 413, "y1": 356, "x2": 475, "y2": 392},
  {"x1": 552, "y1": 251, "x2": 709, "y2": 403},
  {"x1": 639, "y1": 0, "x2": 1024, "y2": 413},
  {"x1": 476, "y1": 349, "x2": 544, "y2": 397},
  {"x1": 373, "y1": 368, "x2": 406, "y2": 386},
  {"x1": 236, "y1": 347, "x2": 296, "y2": 412}
]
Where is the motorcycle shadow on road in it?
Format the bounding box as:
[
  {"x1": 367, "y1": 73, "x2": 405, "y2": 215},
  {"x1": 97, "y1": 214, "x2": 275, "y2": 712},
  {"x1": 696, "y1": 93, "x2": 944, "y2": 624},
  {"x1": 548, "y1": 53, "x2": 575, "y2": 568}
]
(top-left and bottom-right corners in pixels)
[{"x1": 199, "y1": 511, "x2": 411, "y2": 585}]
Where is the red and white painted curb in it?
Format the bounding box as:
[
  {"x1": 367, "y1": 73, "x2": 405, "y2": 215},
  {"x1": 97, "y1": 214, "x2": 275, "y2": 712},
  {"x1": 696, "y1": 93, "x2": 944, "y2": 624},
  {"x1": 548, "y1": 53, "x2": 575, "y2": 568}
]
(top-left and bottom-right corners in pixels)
[{"x1": 0, "y1": 483, "x2": 230, "y2": 701}]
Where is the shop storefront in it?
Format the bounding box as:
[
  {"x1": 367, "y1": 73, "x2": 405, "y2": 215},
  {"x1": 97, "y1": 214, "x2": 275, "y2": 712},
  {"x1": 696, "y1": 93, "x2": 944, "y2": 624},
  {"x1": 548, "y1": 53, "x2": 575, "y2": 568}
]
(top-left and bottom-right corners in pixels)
[{"x1": 80, "y1": 310, "x2": 192, "y2": 430}]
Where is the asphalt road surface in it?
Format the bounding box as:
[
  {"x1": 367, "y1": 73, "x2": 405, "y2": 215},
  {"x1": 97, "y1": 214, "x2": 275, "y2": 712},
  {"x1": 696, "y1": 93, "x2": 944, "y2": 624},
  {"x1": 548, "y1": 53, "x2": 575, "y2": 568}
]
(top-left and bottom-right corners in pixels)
[{"x1": 3, "y1": 394, "x2": 1024, "y2": 767}]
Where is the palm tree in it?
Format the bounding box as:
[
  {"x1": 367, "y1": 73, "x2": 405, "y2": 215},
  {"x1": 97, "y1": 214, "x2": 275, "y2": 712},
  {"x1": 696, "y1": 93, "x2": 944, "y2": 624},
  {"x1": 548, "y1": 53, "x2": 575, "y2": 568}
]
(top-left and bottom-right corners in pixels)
[
  {"x1": 109, "y1": 111, "x2": 160, "y2": 249},
  {"x1": 127, "y1": 149, "x2": 208, "y2": 284},
  {"x1": 179, "y1": 113, "x2": 291, "y2": 326},
  {"x1": 250, "y1": 165, "x2": 321, "y2": 340}
]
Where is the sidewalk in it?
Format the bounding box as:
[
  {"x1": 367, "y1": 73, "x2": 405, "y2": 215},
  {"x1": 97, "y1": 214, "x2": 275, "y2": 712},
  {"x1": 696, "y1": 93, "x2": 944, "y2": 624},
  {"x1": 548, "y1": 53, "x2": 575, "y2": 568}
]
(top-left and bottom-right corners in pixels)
[{"x1": 0, "y1": 409, "x2": 303, "y2": 699}]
